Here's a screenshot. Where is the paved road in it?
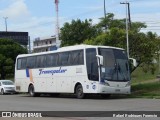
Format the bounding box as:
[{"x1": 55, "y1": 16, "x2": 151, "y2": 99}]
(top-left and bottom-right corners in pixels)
[{"x1": 0, "y1": 94, "x2": 159, "y2": 120}]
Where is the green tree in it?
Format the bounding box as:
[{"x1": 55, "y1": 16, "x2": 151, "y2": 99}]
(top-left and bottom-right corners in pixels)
[
  {"x1": 0, "y1": 39, "x2": 27, "y2": 79},
  {"x1": 60, "y1": 19, "x2": 102, "y2": 47},
  {"x1": 84, "y1": 28, "x2": 126, "y2": 48},
  {"x1": 129, "y1": 31, "x2": 160, "y2": 73},
  {"x1": 84, "y1": 13, "x2": 160, "y2": 73},
  {"x1": 98, "y1": 13, "x2": 126, "y2": 30},
  {"x1": 60, "y1": 13, "x2": 160, "y2": 73}
]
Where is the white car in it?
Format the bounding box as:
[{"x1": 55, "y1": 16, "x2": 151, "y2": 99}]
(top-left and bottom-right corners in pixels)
[{"x1": 0, "y1": 80, "x2": 16, "y2": 95}]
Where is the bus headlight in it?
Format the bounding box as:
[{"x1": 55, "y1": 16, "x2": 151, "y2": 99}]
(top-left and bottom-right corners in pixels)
[
  {"x1": 100, "y1": 81, "x2": 110, "y2": 86},
  {"x1": 125, "y1": 81, "x2": 131, "y2": 87}
]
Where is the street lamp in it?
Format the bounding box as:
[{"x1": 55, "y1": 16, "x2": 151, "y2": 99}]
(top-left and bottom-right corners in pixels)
[
  {"x1": 3, "y1": 17, "x2": 8, "y2": 32},
  {"x1": 120, "y1": 1, "x2": 129, "y2": 58},
  {"x1": 104, "y1": 0, "x2": 106, "y2": 19}
]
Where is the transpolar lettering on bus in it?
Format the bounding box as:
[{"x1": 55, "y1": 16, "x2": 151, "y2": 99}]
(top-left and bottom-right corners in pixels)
[{"x1": 39, "y1": 67, "x2": 67, "y2": 75}]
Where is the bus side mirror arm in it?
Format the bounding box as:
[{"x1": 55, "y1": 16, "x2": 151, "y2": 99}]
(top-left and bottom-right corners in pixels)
[{"x1": 96, "y1": 55, "x2": 104, "y2": 66}]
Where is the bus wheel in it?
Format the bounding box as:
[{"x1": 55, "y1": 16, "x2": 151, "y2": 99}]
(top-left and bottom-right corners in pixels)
[
  {"x1": 101, "y1": 94, "x2": 111, "y2": 99},
  {"x1": 76, "y1": 85, "x2": 85, "y2": 99},
  {"x1": 29, "y1": 85, "x2": 39, "y2": 97}
]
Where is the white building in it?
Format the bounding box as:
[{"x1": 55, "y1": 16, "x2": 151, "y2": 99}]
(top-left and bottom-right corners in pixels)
[{"x1": 33, "y1": 36, "x2": 61, "y2": 53}]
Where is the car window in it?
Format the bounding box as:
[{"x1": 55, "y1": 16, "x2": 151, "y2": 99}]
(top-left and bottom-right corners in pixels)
[
  {"x1": 0, "y1": 82, "x2": 1, "y2": 86},
  {"x1": 2, "y1": 81, "x2": 14, "y2": 85}
]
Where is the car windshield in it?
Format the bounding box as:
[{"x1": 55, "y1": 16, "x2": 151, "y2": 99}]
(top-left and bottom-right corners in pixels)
[
  {"x1": 2, "y1": 81, "x2": 14, "y2": 85},
  {"x1": 99, "y1": 48, "x2": 130, "y2": 82}
]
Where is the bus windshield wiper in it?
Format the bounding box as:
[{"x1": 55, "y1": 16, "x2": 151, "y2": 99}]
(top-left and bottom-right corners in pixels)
[
  {"x1": 117, "y1": 63, "x2": 127, "y2": 81},
  {"x1": 111, "y1": 63, "x2": 118, "y2": 80}
]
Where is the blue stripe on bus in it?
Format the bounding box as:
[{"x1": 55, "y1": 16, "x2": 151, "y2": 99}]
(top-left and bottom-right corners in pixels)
[{"x1": 26, "y1": 69, "x2": 30, "y2": 77}]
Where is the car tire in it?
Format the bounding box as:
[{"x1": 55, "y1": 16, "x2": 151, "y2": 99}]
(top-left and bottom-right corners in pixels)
[
  {"x1": 76, "y1": 84, "x2": 85, "y2": 99},
  {"x1": 1, "y1": 89, "x2": 5, "y2": 95}
]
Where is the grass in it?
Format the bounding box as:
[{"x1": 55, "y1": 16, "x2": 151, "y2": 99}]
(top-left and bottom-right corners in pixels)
[
  {"x1": 129, "y1": 81, "x2": 160, "y2": 99},
  {"x1": 128, "y1": 65, "x2": 160, "y2": 99},
  {"x1": 131, "y1": 65, "x2": 159, "y2": 84}
]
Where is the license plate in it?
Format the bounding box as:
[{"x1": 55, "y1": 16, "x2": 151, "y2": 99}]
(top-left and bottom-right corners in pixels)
[{"x1": 115, "y1": 89, "x2": 120, "y2": 92}]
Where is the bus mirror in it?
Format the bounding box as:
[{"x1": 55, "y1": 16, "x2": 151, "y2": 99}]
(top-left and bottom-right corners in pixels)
[
  {"x1": 96, "y1": 55, "x2": 104, "y2": 65},
  {"x1": 129, "y1": 58, "x2": 137, "y2": 67}
]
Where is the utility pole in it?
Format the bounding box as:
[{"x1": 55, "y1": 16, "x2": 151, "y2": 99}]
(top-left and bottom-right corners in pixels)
[
  {"x1": 120, "y1": 1, "x2": 130, "y2": 58},
  {"x1": 104, "y1": 0, "x2": 107, "y2": 30},
  {"x1": 120, "y1": 2, "x2": 131, "y2": 28},
  {"x1": 55, "y1": 0, "x2": 59, "y2": 42},
  {"x1": 3, "y1": 17, "x2": 8, "y2": 32},
  {"x1": 127, "y1": 2, "x2": 131, "y2": 29},
  {"x1": 28, "y1": 36, "x2": 31, "y2": 53}
]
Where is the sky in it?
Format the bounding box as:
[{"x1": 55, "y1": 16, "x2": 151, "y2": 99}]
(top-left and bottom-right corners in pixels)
[{"x1": 0, "y1": 0, "x2": 160, "y2": 47}]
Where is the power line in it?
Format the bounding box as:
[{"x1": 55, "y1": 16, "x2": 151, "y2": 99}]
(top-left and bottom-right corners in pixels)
[
  {"x1": 141, "y1": 29, "x2": 160, "y2": 30},
  {"x1": 128, "y1": 0, "x2": 149, "y2": 2},
  {"x1": 148, "y1": 25, "x2": 160, "y2": 27},
  {"x1": 146, "y1": 21, "x2": 160, "y2": 23}
]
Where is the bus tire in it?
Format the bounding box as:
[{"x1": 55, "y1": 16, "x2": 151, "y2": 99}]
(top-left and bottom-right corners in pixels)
[
  {"x1": 29, "y1": 85, "x2": 39, "y2": 97},
  {"x1": 76, "y1": 84, "x2": 85, "y2": 99}
]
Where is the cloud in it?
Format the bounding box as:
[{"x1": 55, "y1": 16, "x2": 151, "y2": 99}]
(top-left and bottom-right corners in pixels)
[
  {"x1": 8, "y1": 16, "x2": 56, "y2": 40},
  {"x1": 0, "y1": 0, "x2": 56, "y2": 39},
  {"x1": 0, "y1": 0, "x2": 159, "y2": 43},
  {"x1": 0, "y1": 0, "x2": 30, "y2": 21}
]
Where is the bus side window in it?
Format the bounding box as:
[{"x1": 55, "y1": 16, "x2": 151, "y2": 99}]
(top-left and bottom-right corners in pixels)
[
  {"x1": 71, "y1": 50, "x2": 84, "y2": 65},
  {"x1": 52, "y1": 54, "x2": 58, "y2": 67},
  {"x1": 36, "y1": 55, "x2": 46, "y2": 68},
  {"x1": 86, "y1": 48, "x2": 99, "y2": 81},
  {"x1": 17, "y1": 57, "x2": 27, "y2": 70},
  {"x1": 58, "y1": 52, "x2": 71, "y2": 66},
  {"x1": 46, "y1": 54, "x2": 52, "y2": 67},
  {"x1": 46, "y1": 54, "x2": 58, "y2": 67},
  {"x1": 26, "y1": 57, "x2": 36, "y2": 69},
  {"x1": 17, "y1": 58, "x2": 22, "y2": 70},
  {"x1": 21, "y1": 58, "x2": 27, "y2": 69},
  {"x1": 79, "y1": 50, "x2": 84, "y2": 65}
]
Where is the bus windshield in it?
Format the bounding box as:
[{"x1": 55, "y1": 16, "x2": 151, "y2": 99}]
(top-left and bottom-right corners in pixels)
[{"x1": 99, "y1": 48, "x2": 130, "y2": 82}]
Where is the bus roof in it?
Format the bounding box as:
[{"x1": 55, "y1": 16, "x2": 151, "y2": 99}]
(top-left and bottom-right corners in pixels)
[{"x1": 17, "y1": 44, "x2": 124, "y2": 58}]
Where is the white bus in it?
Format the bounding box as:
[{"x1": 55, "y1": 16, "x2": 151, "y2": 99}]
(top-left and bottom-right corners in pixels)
[{"x1": 15, "y1": 45, "x2": 133, "y2": 99}]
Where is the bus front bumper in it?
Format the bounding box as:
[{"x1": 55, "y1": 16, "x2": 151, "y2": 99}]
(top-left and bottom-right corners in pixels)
[{"x1": 98, "y1": 85, "x2": 131, "y2": 94}]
